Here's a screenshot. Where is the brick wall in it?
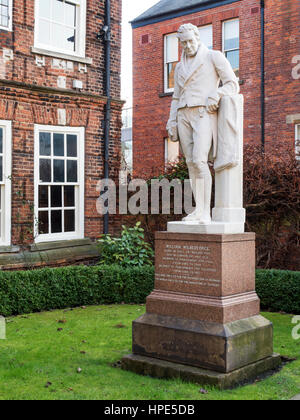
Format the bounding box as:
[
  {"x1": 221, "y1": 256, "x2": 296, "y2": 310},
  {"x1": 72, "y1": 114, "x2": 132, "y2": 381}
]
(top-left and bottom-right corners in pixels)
[
  {"x1": 264, "y1": 0, "x2": 300, "y2": 150},
  {"x1": 0, "y1": 0, "x2": 123, "y2": 251},
  {"x1": 132, "y1": 0, "x2": 300, "y2": 178}
]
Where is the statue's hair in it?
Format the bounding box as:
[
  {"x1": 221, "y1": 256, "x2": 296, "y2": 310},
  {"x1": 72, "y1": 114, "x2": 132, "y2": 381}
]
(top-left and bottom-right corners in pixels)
[{"x1": 177, "y1": 23, "x2": 201, "y2": 43}]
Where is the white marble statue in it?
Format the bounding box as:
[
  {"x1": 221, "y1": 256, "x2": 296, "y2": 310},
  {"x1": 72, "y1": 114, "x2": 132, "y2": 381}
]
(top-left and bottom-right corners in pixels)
[{"x1": 167, "y1": 23, "x2": 245, "y2": 234}]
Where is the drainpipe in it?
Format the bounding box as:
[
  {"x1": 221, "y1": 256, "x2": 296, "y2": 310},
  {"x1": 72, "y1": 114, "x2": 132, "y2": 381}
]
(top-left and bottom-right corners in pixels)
[
  {"x1": 261, "y1": 0, "x2": 265, "y2": 153},
  {"x1": 98, "y1": 0, "x2": 111, "y2": 234}
]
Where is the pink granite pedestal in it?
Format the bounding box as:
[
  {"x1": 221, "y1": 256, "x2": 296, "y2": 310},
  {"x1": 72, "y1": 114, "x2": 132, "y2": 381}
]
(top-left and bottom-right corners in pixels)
[{"x1": 122, "y1": 232, "x2": 281, "y2": 386}]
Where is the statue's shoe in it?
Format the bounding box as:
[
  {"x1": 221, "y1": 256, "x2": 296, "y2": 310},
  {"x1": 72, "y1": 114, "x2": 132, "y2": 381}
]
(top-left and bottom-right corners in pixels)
[
  {"x1": 182, "y1": 212, "x2": 212, "y2": 224},
  {"x1": 182, "y1": 211, "x2": 202, "y2": 222},
  {"x1": 198, "y1": 217, "x2": 212, "y2": 225}
]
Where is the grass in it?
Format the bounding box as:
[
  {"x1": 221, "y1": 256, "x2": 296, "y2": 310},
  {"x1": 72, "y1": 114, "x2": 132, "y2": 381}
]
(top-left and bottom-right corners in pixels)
[{"x1": 0, "y1": 305, "x2": 299, "y2": 400}]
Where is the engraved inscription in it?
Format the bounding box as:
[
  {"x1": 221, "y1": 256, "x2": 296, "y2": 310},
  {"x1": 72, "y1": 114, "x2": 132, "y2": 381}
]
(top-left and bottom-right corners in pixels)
[{"x1": 156, "y1": 243, "x2": 221, "y2": 288}]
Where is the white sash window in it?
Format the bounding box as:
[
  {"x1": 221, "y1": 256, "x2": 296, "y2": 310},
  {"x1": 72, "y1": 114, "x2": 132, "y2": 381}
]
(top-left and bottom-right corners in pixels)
[
  {"x1": 34, "y1": 125, "x2": 84, "y2": 243},
  {"x1": 0, "y1": 0, "x2": 12, "y2": 31},
  {"x1": 223, "y1": 19, "x2": 240, "y2": 77},
  {"x1": 34, "y1": 0, "x2": 86, "y2": 57},
  {"x1": 0, "y1": 121, "x2": 11, "y2": 246},
  {"x1": 164, "y1": 33, "x2": 179, "y2": 93}
]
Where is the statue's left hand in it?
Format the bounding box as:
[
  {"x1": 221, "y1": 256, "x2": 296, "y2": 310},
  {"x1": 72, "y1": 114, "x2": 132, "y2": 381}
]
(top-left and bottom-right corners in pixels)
[{"x1": 207, "y1": 97, "x2": 219, "y2": 113}]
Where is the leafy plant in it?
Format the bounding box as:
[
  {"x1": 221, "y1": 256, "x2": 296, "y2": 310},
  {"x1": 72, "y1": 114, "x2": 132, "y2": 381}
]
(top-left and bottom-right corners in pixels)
[{"x1": 97, "y1": 222, "x2": 154, "y2": 267}]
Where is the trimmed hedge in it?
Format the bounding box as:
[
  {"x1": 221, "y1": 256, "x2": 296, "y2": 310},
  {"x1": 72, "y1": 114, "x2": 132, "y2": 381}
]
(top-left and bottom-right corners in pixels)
[
  {"x1": 0, "y1": 265, "x2": 155, "y2": 317},
  {"x1": 0, "y1": 265, "x2": 299, "y2": 317},
  {"x1": 256, "y1": 269, "x2": 300, "y2": 314}
]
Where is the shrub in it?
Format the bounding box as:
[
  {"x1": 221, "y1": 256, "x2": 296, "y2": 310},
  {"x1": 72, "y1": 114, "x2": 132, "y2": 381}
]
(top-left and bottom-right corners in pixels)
[
  {"x1": 97, "y1": 222, "x2": 154, "y2": 267},
  {"x1": 0, "y1": 265, "x2": 299, "y2": 317},
  {"x1": 0, "y1": 265, "x2": 155, "y2": 317},
  {"x1": 256, "y1": 269, "x2": 300, "y2": 314}
]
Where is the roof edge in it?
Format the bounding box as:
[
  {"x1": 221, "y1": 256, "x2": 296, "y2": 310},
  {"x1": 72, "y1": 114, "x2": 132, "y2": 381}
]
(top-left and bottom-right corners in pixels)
[{"x1": 131, "y1": 0, "x2": 241, "y2": 29}]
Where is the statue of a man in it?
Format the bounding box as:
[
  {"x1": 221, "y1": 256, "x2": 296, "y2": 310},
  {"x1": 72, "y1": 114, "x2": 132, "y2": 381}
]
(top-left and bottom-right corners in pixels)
[{"x1": 167, "y1": 23, "x2": 240, "y2": 223}]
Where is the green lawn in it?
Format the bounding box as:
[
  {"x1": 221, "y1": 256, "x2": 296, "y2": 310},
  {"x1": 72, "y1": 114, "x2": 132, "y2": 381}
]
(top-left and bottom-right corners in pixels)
[{"x1": 0, "y1": 305, "x2": 299, "y2": 400}]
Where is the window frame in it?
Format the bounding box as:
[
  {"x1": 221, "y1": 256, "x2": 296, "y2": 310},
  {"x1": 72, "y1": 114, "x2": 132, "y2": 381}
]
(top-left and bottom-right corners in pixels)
[
  {"x1": 0, "y1": 0, "x2": 13, "y2": 32},
  {"x1": 34, "y1": 125, "x2": 85, "y2": 243},
  {"x1": 222, "y1": 18, "x2": 240, "y2": 74},
  {"x1": 0, "y1": 120, "x2": 12, "y2": 247},
  {"x1": 164, "y1": 32, "x2": 179, "y2": 94},
  {"x1": 34, "y1": 0, "x2": 87, "y2": 58}
]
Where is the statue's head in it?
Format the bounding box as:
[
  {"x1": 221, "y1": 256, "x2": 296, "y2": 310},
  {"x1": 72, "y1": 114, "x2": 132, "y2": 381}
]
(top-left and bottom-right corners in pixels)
[{"x1": 177, "y1": 23, "x2": 201, "y2": 57}]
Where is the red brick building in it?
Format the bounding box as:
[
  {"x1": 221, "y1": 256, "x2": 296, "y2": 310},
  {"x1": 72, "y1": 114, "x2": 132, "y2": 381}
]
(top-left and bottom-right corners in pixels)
[
  {"x1": 131, "y1": 0, "x2": 300, "y2": 178},
  {"x1": 0, "y1": 0, "x2": 123, "y2": 269}
]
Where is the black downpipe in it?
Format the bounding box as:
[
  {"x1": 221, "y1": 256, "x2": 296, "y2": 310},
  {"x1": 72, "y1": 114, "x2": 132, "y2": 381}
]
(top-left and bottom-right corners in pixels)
[
  {"x1": 98, "y1": 0, "x2": 111, "y2": 234},
  {"x1": 261, "y1": 0, "x2": 265, "y2": 152}
]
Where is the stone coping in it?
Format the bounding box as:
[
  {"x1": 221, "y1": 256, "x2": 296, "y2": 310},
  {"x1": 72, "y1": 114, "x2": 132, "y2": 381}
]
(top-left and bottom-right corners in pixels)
[
  {"x1": 122, "y1": 353, "x2": 282, "y2": 390},
  {"x1": 155, "y1": 231, "x2": 256, "y2": 243},
  {"x1": 0, "y1": 239, "x2": 99, "y2": 270}
]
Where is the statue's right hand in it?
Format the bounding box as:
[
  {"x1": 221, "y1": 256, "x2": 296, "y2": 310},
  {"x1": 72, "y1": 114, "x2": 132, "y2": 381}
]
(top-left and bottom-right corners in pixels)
[{"x1": 167, "y1": 125, "x2": 179, "y2": 142}]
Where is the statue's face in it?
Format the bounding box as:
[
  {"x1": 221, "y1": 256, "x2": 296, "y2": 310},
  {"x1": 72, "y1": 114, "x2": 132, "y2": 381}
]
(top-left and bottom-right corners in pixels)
[{"x1": 179, "y1": 31, "x2": 200, "y2": 57}]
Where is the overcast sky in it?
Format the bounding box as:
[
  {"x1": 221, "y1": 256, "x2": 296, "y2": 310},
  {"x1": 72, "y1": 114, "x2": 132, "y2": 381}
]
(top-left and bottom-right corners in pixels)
[{"x1": 121, "y1": 0, "x2": 159, "y2": 108}]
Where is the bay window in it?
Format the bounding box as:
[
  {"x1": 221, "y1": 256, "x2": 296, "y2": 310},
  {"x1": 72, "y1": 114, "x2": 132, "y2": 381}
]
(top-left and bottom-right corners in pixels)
[
  {"x1": 34, "y1": 0, "x2": 86, "y2": 57},
  {"x1": 34, "y1": 125, "x2": 84, "y2": 243},
  {"x1": 0, "y1": 121, "x2": 11, "y2": 246}
]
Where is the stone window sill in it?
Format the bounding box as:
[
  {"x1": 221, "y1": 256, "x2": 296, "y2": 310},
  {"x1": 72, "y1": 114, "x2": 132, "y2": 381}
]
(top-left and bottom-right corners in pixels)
[
  {"x1": 0, "y1": 245, "x2": 20, "y2": 254},
  {"x1": 30, "y1": 238, "x2": 95, "y2": 252},
  {"x1": 159, "y1": 92, "x2": 173, "y2": 98},
  {"x1": 31, "y1": 47, "x2": 93, "y2": 65}
]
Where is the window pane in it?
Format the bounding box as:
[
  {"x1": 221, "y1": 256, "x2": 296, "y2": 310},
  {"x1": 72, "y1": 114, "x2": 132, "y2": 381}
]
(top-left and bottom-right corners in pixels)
[
  {"x1": 39, "y1": 19, "x2": 51, "y2": 45},
  {"x1": 0, "y1": 156, "x2": 2, "y2": 182},
  {"x1": 1, "y1": 16, "x2": 8, "y2": 28},
  {"x1": 166, "y1": 34, "x2": 178, "y2": 63},
  {"x1": 52, "y1": 23, "x2": 75, "y2": 52},
  {"x1": 64, "y1": 210, "x2": 75, "y2": 232},
  {"x1": 39, "y1": 0, "x2": 51, "y2": 19},
  {"x1": 199, "y1": 26, "x2": 213, "y2": 50},
  {"x1": 51, "y1": 185, "x2": 62, "y2": 207},
  {"x1": 224, "y1": 20, "x2": 239, "y2": 51},
  {"x1": 67, "y1": 160, "x2": 77, "y2": 182},
  {"x1": 65, "y1": 2, "x2": 76, "y2": 27},
  {"x1": 39, "y1": 132, "x2": 51, "y2": 156},
  {"x1": 64, "y1": 27, "x2": 75, "y2": 52},
  {"x1": 53, "y1": 133, "x2": 64, "y2": 156},
  {"x1": 226, "y1": 50, "x2": 239, "y2": 70},
  {"x1": 38, "y1": 211, "x2": 49, "y2": 234},
  {"x1": 39, "y1": 186, "x2": 49, "y2": 208},
  {"x1": 64, "y1": 186, "x2": 75, "y2": 207},
  {"x1": 51, "y1": 210, "x2": 62, "y2": 233},
  {"x1": 167, "y1": 62, "x2": 177, "y2": 90},
  {"x1": 67, "y1": 135, "x2": 77, "y2": 157},
  {"x1": 53, "y1": 159, "x2": 65, "y2": 182},
  {"x1": 165, "y1": 138, "x2": 179, "y2": 164},
  {"x1": 53, "y1": 0, "x2": 65, "y2": 24},
  {"x1": 40, "y1": 159, "x2": 51, "y2": 182}
]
